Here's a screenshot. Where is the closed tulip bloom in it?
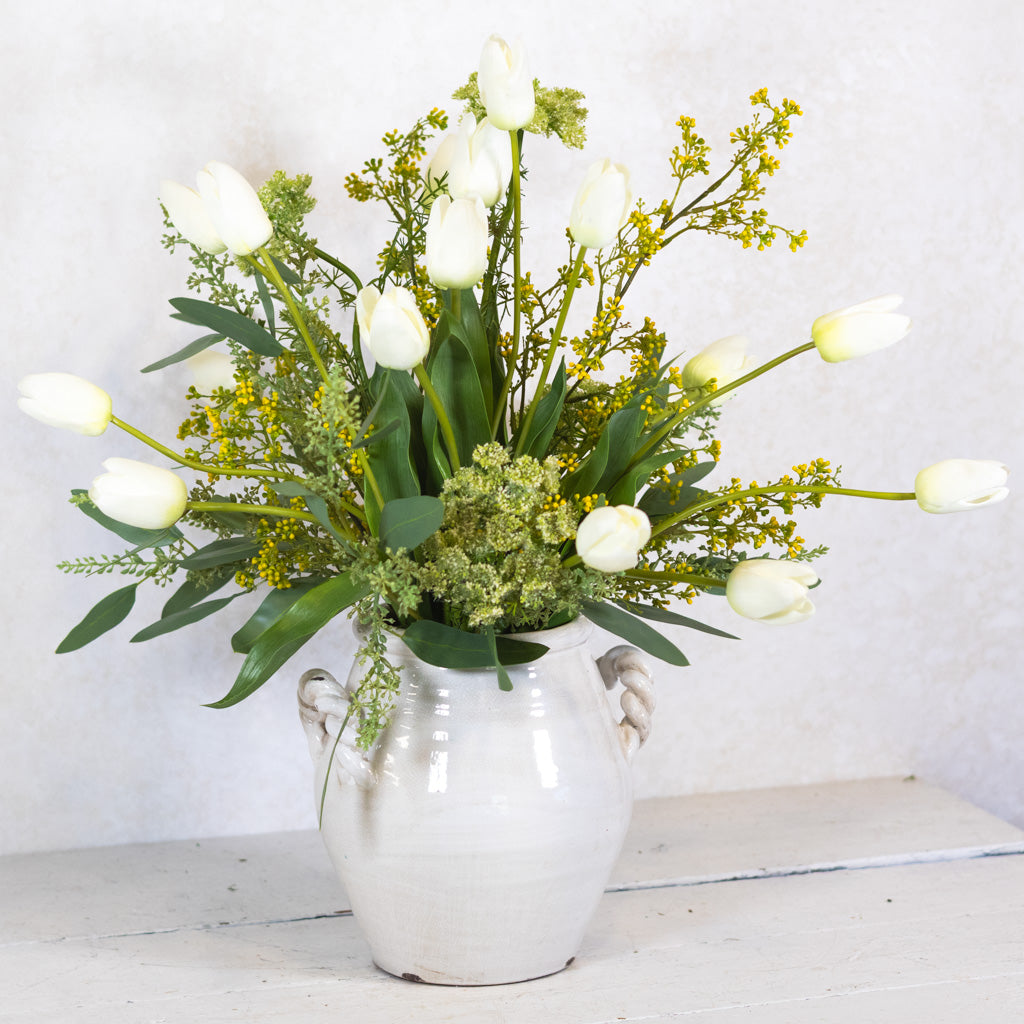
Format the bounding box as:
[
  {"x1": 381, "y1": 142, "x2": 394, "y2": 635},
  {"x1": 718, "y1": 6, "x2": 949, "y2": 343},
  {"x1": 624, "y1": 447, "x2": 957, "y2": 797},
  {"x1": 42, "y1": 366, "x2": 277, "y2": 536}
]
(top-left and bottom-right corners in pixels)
[
  {"x1": 18, "y1": 373, "x2": 113, "y2": 436},
  {"x1": 680, "y1": 335, "x2": 753, "y2": 404},
  {"x1": 915, "y1": 459, "x2": 1009, "y2": 514},
  {"x1": 159, "y1": 179, "x2": 227, "y2": 255},
  {"x1": 477, "y1": 35, "x2": 535, "y2": 131},
  {"x1": 569, "y1": 159, "x2": 633, "y2": 250},
  {"x1": 194, "y1": 161, "x2": 273, "y2": 256},
  {"x1": 89, "y1": 458, "x2": 188, "y2": 530},
  {"x1": 355, "y1": 285, "x2": 431, "y2": 370},
  {"x1": 726, "y1": 559, "x2": 818, "y2": 625},
  {"x1": 575, "y1": 505, "x2": 651, "y2": 573},
  {"x1": 427, "y1": 114, "x2": 513, "y2": 208},
  {"x1": 425, "y1": 195, "x2": 490, "y2": 290},
  {"x1": 187, "y1": 350, "x2": 236, "y2": 393},
  {"x1": 811, "y1": 295, "x2": 911, "y2": 363}
]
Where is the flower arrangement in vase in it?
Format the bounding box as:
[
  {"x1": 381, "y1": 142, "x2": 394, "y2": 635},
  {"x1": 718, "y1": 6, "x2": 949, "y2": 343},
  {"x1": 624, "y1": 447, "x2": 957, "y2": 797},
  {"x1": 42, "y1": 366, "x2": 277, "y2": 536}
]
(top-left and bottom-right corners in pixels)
[{"x1": 17, "y1": 35, "x2": 1008, "y2": 984}]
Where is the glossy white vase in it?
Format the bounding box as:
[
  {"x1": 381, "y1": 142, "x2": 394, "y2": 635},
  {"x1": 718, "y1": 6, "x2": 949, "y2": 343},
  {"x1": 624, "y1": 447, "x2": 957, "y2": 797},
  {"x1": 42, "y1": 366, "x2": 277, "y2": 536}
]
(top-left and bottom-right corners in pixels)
[{"x1": 298, "y1": 618, "x2": 654, "y2": 986}]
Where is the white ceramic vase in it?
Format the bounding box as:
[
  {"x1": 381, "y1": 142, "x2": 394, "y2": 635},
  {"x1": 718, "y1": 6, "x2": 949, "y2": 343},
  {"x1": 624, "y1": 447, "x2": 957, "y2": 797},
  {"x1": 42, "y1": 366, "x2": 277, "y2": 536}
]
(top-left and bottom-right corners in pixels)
[{"x1": 297, "y1": 618, "x2": 654, "y2": 986}]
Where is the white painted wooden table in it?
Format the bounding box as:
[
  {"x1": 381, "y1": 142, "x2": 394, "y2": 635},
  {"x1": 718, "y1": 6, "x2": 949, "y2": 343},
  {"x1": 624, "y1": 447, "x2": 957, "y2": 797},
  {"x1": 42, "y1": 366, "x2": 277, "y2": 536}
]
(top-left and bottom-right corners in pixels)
[{"x1": 3, "y1": 777, "x2": 1024, "y2": 1022}]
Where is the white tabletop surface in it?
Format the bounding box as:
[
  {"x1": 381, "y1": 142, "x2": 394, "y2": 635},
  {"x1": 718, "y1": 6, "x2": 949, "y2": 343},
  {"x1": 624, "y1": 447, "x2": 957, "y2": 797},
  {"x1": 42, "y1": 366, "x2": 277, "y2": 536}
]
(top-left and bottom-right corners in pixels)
[{"x1": 3, "y1": 776, "x2": 1024, "y2": 1022}]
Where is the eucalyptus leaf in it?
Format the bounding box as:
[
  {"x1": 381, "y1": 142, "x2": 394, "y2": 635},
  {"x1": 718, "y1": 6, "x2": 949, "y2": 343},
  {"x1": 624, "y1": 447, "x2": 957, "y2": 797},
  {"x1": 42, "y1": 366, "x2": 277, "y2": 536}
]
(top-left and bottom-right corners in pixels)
[
  {"x1": 169, "y1": 297, "x2": 283, "y2": 357},
  {"x1": 162, "y1": 564, "x2": 237, "y2": 617},
  {"x1": 208, "y1": 573, "x2": 371, "y2": 708},
  {"x1": 140, "y1": 333, "x2": 224, "y2": 373},
  {"x1": 72, "y1": 490, "x2": 183, "y2": 549},
  {"x1": 615, "y1": 600, "x2": 739, "y2": 640},
  {"x1": 231, "y1": 577, "x2": 324, "y2": 654},
  {"x1": 180, "y1": 537, "x2": 260, "y2": 570},
  {"x1": 56, "y1": 583, "x2": 139, "y2": 654},
  {"x1": 402, "y1": 619, "x2": 548, "y2": 669},
  {"x1": 379, "y1": 496, "x2": 444, "y2": 552},
  {"x1": 269, "y1": 255, "x2": 302, "y2": 286},
  {"x1": 607, "y1": 448, "x2": 685, "y2": 507},
  {"x1": 131, "y1": 594, "x2": 240, "y2": 643},
  {"x1": 485, "y1": 627, "x2": 513, "y2": 692},
  {"x1": 580, "y1": 599, "x2": 689, "y2": 667},
  {"x1": 252, "y1": 267, "x2": 276, "y2": 337}
]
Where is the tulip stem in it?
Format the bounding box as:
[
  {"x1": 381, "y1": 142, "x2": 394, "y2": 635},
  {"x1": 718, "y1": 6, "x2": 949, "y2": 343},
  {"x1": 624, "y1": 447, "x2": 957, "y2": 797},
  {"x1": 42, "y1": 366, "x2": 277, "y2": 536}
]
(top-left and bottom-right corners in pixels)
[
  {"x1": 651, "y1": 484, "x2": 917, "y2": 539},
  {"x1": 414, "y1": 363, "x2": 461, "y2": 471},
  {"x1": 623, "y1": 568, "x2": 727, "y2": 589},
  {"x1": 515, "y1": 246, "x2": 587, "y2": 455},
  {"x1": 254, "y1": 249, "x2": 330, "y2": 384},
  {"x1": 112, "y1": 416, "x2": 304, "y2": 483},
  {"x1": 492, "y1": 130, "x2": 524, "y2": 440},
  {"x1": 188, "y1": 501, "x2": 319, "y2": 524}
]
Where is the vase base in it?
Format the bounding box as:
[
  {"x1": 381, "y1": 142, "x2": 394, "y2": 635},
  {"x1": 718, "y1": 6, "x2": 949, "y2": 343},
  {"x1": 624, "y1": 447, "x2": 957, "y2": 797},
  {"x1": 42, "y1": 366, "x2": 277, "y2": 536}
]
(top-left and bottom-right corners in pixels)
[{"x1": 374, "y1": 957, "x2": 576, "y2": 987}]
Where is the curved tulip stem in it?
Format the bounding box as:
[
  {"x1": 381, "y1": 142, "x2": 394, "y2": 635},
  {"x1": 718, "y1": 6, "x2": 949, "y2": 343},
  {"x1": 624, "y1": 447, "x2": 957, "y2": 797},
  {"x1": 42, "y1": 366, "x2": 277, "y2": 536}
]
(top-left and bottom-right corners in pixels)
[
  {"x1": 112, "y1": 416, "x2": 303, "y2": 483},
  {"x1": 515, "y1": 245, "x2": 587, "y2": 455},
  {"x1": 414, "y1": 362, "x2": 460, "y2": 471},
  {"x1": 253, "y1": 249, "x2": 329, "y2": 384},
  {"x1": 188, "y1": 500, "x2": 319, "y2": 524},
  {"x1": 651, "y1": 484, "x2": 917, "y2": 539}
]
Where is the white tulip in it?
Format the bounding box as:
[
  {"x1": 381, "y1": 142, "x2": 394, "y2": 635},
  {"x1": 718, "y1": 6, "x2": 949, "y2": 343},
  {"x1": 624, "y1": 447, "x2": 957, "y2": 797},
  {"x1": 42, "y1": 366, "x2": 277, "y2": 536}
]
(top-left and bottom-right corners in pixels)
[
  {"x1": 575, "y1": 505, "x2": 651, "y2": 573},
  {"x1": 811, "y1": 294, "x2": 911, "y2": 363},
  {"x1": 187, "y1": 350, "x2": 236, "y2": 393},
  {"x1": 194, "y1": 161, "x2": 273, "y2": 256},
  {"x1": 17, "y1": 373, "x2": 113, "y2": 436},
  {"x1": 680, "y1": 335, "x2": 754, "y2": 404},
  {"x1": 569, "y1": 159, "x2": 633, "y2": 250},
  {"x1": 477, "y1": 35, "x2": 535, "y2": 132},
  {"x1": 89, "y1": 458, "x2": 188, "y2": 530},
  {"x1": 159, "y1": 179, "x2": 227, "y2": 255},
  {"x1": 425, "y1": 195, "x2": 490, "y2": 290},
  {"x1": 355, "y1": 285, "x2": 431, "y2": 370},
  {"x1": 725, "y1": 559, "x2": 818, "y2": 625},
  {"x1": 427, "y1": 114, "x2": 513, "y2": 208},
  {"x1": 914, "y1": 459, "x2": 1009, "y2": 514}
]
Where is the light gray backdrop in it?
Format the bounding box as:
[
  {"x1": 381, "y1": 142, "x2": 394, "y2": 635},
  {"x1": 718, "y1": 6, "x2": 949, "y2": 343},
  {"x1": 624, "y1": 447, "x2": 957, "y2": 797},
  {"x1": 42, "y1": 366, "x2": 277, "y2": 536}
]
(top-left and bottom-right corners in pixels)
[{"x1": 2, "y1": 0, "x2": 1021, "y2": 854}]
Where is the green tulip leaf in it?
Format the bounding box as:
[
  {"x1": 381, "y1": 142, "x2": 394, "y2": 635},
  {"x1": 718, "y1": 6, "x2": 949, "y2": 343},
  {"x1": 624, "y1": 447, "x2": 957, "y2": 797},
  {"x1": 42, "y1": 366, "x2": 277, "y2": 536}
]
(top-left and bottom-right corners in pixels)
[
  {"x1": 426, "y1": 332, "x2": 491, "y2": 466},
  {"x1": 402, "y1": 619, "x2": 548, "y2": 669},
  {"x1": 169, "y1": 297, "x2": 283, "y2": 357},
  {"x1": 131, "y1": 594, "x2": 241, "y2": 643},
  {"x1": 379, "y1": 496, "x2": 444, "y2": 552},
  {"x1": 162, "y1": 564, "x2": 237, "y2": 618},
  {"x1": 72, "y1": 490, "x2": 183, "y2": 548},
  {"x1": 56, "y1": 583, "x2": 139, "y2": 654},
  {"x1": 614, "y1": 600, "x2": 740, "y2": 640},
  {"x1": 519, "y1": 359, "x2": 566, "y2": 460},
  {"x1": 231, "y1": 577, "x2": 325, "y2": 654},
  {"x1": 208, "y1": 573, "x2": 371, "y2": 708},
  {"x1": 180, "y1": 537, "x2": 261, "y2": 570},
  {"x1": 140, "y1": 333, "x2": 225, "y2": 374},
  {"x1": 580, "y1": 599, "x2": 690, "y2": 667}
]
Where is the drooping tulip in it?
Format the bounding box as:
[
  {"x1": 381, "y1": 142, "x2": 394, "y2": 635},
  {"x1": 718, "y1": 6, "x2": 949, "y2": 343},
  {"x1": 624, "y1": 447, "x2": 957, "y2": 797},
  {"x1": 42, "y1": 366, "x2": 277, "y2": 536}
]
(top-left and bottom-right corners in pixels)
[
  {"x1": 187, "y1": 351, "x2": 237, "y2": 393},
  {"x1": 17, "y1": 373, "x2": 113, "y2": 436},
  {"x1": 575, "y1": 505, "x2": 651, "y2": 573},
  {"x1": 811, "y1": 295, "x2": 911, "y2": 363},
  {"x1": 159, "y1": 179, "x2": 227, "y2": 255},
  {"x1": 195, "y1": 161, "x2": 274, "y2": 256},
  {"x1": 355, "y1": 285, "x2": 431, "y2": 370},
  {"x1": 680, "y1": 335, "x2": 754, "y2": 404},
  {"x1": 425, "y1": 195, "x2": 490, "y2": 290},
  {"x1": 569, "y1": 159, "x2": 633, "y2": 250},
  {"x1": 89, "y1": 458, "x2": 188, "y2": 530},
  {"x1": 914, "y1": 459, "x2": 1009, "y2": 514},
  {"x1": 477, "y1": 35, "x2": 535, "y2": 131},
  {"x1": 427, "y1": 114, "x2": 513, "y2": 208},
  {"x1": 725, "y1": 559, "x2": 818, "y2": 625}
]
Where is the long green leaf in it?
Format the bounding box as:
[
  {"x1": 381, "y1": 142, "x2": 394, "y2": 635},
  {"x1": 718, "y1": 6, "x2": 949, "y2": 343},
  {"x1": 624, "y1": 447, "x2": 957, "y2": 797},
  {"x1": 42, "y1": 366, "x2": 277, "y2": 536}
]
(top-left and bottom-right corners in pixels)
[
  {"x1": 169, "y1": 297, "x2": 283, "y2": 357},
  {"x1": 402, "y1": 619, "x2": 548, "y2": 669},
  {"x1": 379, "y1": 496, "x2": 444, "y2": 552},
  {"x1": 580, "y1": 599, "x2": 689, "y2": 667},
  {"x1": 56, "y1": 583, "x2": 139, "y2": 653},
  {"x1": 485, "y1": 626, "x2": 513, "y2": 691},
  {"x1": 426, "y1": 332, "x2": 490, "y2": 466},
  {"x1": 72, "y1": 491, "x2": 182, "y2": 548},
  {"x1": 615, "y1": 600, "x2": 739, "y2": 640},
  {"x1": 607, "y1": 448, "x2": 686, "y2": 507},
  {"x1": 180, "y1": 537, "x2": 260, "y2": 570},
  {"x1": 231, "y1": 577, "x2": 324, "y2": 653},
  {"x1": 445, "y1": 293, "x2": 494, "y2": 423},
  {"x1": 208, "y1": 573, "x2": 371, "y2": 708},
  {"x1": 252, "y1": 267, "x2": 277, "y2": 338},
  {"x1": 519, "y1": 359, "x2": 566, "y2": 460},
  {"x1": 162, "y1": 564, "x2": 237, "y2": 617},
  {"x1": 140, "y1": 333, "x2": 224, "y2": 373},
  {"x1": 131, "y1": 594, "x2": 240, "y2": 643}
]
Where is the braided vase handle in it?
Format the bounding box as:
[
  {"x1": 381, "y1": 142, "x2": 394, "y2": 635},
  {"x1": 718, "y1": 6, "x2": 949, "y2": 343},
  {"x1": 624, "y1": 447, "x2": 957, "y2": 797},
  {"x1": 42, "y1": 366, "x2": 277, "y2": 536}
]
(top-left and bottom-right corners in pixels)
[
  {"x1": 297, "y1": 668, "x2": 374, "y2": 789},
  {"x1": 595, "y1": 645, "x2": 655, "y2": 761}
]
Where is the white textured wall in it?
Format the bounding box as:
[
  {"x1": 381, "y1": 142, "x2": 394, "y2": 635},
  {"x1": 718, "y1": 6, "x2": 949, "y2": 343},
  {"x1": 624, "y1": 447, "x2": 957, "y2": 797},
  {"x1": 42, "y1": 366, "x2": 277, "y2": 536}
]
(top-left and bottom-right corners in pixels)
[{"x1": 2, "y1": 1, "x2": 1021, "y2": 855}]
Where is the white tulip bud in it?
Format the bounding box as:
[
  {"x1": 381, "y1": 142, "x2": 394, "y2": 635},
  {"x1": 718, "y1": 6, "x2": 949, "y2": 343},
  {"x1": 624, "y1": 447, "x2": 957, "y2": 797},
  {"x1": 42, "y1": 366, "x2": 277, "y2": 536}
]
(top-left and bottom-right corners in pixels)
[
  {"x1": 194, "y1": 161, "x2": 273, "y2": 256},
  {"x1": 355, "y1": 285, "x2": 431, "y2": 370},
  {"x1": 477, "y1": 35, "x2": 535, "y2": 131},
  {"x1": 575, "y1": 505, "x2": 651, "y2": 573},
  {"x1": 18, "y1": 373, "x2": 113, "y2": 436},
  {"x1": 569, "y1": 159, "x2": 633, "y2": 250},
  {"x1": 187, "y1": 350, "x2": 237, "y2": 393},
  {"x1": 159, "y1": 179, "x2": 227, "y2": 254},
  {"x1": 680, "y1": 335, "x2": 754, "y2": 404},
  {"x1": 427, "y1": 114, "x2": 513, "y2": 208},
  {"x1": 914, "y1": 459, "x2": 1009, "y2": 514},
  {"x1": 811, "y1": 295, "x2": 911, "y2": 363},
  {"x1": 425, "y1": 195, "x2": 490, "y2": 290},
  {"x1": 89, "y1": 458, "x2": 188, "y2": 530},
  {"x1": 725, "y1": 559, "x2": 818, "y2": 625}
]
